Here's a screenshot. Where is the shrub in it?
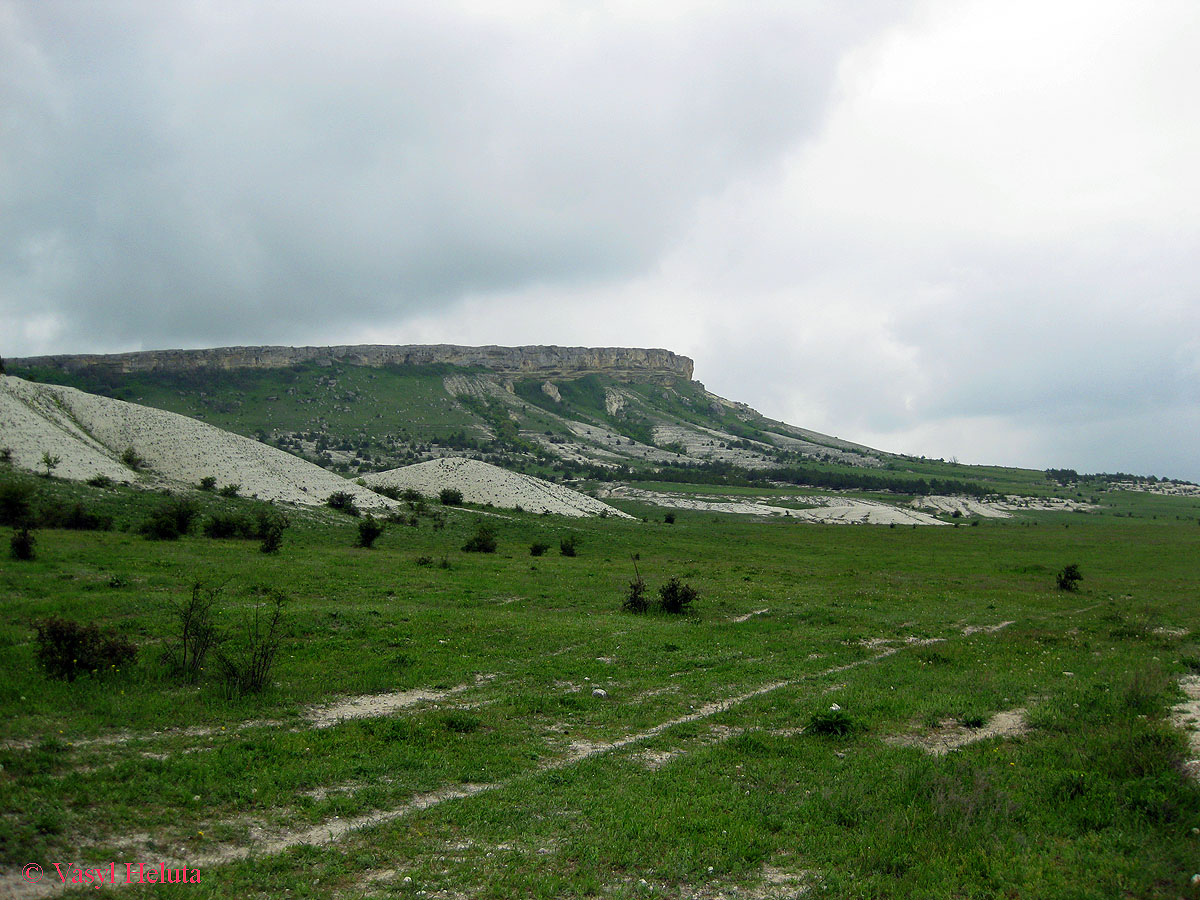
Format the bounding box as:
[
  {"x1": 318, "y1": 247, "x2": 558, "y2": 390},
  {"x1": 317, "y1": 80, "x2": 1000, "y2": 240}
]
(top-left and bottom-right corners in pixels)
[
  {"x1": 357, "y1": 516, "x2": 385, "y2": 548},
  {"x1": 10, "y1": 527, "x2": 36, "y2": 560},
  {"x1": 218, "y1": 483, "x2": 241, "y2": 498},
  {"x1": 213, "y1": 590, "x2": 287, "y2": 697},
  {"x1": 0, "y1": 447, "x2": 11, "y2": 463},
  {"x1": 162, "y1": 583, "x2": 223, "y2": 683},
  {"x1": 624, "y1": 576, "x2": 650, "y2": 613},
  {"x1": 1056, "y1": 563, "x2": 1083, "y2": 592},
  {"x1": 530, "y1": 541, "x2": 550, "y2": 557},
  {"x1": 120, "y1": 447, "x2": 145, "y2": 471},
  {"x1": 664, "y1": 512, "x2": 676, "y2": 525},
  {"x1": 0, "y1": 481, "x2": 34, "y2": 526},
  {"x1": 140, "y1": 497, "x2": 198, "y2": 540},
  {"x1": 40, "y1": 452, "x2": 61, "y2": 478},
  {"x1": 33, "y1": 617, "x2": 137, "y2": 681},
  {"x1": 462, "y1": 523, "x2": 497, "y2": 553},
  {"x1": 203, "y1": 512, "x2": 254, "y2": 539},
  {"x1": 50, "y1": 502, "x2": 113, "y2": 531},
  {"x1": 658, "y1": 576, "x2": 698, "y2": 615},
  {"x1": 197, "y1": 476, "x2": 217, "y2": 491},
  {"x1": 560, "y1": 535, "x2": 579, "y2": 557},
  {"x1": 86, "y1": 474, "x2": 113, "y2": 488},
  {"x1": 402, "y1": 488, "x2": 423, "y2": 504},
  {"x1": 806, "y1": 708, "x2": 861, "y2": 737},
  {"x1": 256, "y1": 509, "x2": 289, "y2": 554},
  {"x1": 439, "y1": 487, "x2": 464, "y2": 506},
  {"x1": 327, "y1": 491, "x2": 360, "y2": 516}
]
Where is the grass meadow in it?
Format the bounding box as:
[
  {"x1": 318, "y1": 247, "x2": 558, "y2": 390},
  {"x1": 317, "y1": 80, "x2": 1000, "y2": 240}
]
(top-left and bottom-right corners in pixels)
[{"x1": 2, "y1": 475, "x2": 1199, "y2": 898}]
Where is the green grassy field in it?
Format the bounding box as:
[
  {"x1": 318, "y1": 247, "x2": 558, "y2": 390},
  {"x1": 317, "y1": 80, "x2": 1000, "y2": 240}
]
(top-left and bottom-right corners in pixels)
[{"x1": 2, "y1": 474, "x2": 1199, "y2": 898}]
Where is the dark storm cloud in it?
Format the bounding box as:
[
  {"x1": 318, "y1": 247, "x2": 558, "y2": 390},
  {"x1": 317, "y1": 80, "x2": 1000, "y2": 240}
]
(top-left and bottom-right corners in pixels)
[{"x1": 0, "y1": 0, "x2": 905, "y2": 352}]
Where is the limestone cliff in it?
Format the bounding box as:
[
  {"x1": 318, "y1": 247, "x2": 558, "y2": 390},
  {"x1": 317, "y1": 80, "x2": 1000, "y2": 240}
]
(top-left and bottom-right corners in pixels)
[{"x1": 11, "y1": 344, "x2": 694, "y2": 382}]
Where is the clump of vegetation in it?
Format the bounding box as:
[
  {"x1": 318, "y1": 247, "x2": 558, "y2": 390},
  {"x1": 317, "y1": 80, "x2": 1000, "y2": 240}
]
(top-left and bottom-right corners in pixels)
[
  {"x1": 658, "y1": 576, "x2": 698, "y2": 614},
  {"x1": 218, "y1": 483, "x2": 241, "y2": 498},
  {"x1": 120, "y1": 447, "x2": 145, "y2": 471},
  {"x1": 203, "y1": 512, "x2": 253, "y2": 539},
  {"x1": 560, "y1": 535, "x2": 579, "y2": 557},
  {"x1": 45, "y1": 502, "x2": 112, "y2": 531},
  {"x1": 1056, "y1": 563, "x2": 1083, "y2": 592},
  {"x1": 10, "y1": 526, "x2": 36, "y2": 560},
  {"x1": 86, "y1": 474, "x2": 113, "y2": 488},
  {"x1": 40, "y1": 452, "x2": 61, "y2": 478},
  {"x1": 806, "y1": 707, "x2": 861, "y2": 737},
  {"x1": 162, "y1": 582, "x2": 223, "y2": 683},
  {"x1": 0, "y1": 481, "x2": 34, "y2": 526},
  {"x1": 140, "y1": 497, "x2": 199, "y2": 540},
  {"x1": 197, "y1": 475, "x2": 217, "y2": 491},
  {"x1": 33, "y1": 617, "x2": 137, "y2": 681},
  {"x1": 357, "y1": 516, "x2": 384, "y2": 548},
  {"x1": 664, "y1": 512, "x2": 676, "y2": 525},
  {"x1": 530, "y1": 541, "x2": 550, "y2": 557},
  {"x1": 462, "y1": 523, "x2": 497, "y2": 553},
  {"x1": 0, "y1": 447, "x2": 11, "y2": 463},
  {"x1": 440, "y1": 487, "x2": 464, "y2": 506},
  {"x1": 326, "y1": 491, "x2": 360, "y2": 516},
  {"x1": 212, "y1": 589, "x2": 287, "y2": 697},
  {"x1": 623, "y1": 556, "x2": 650, "y2": 613},
  {"x1": 257, "y1": 509, "x2": 288, "y2": 554}
]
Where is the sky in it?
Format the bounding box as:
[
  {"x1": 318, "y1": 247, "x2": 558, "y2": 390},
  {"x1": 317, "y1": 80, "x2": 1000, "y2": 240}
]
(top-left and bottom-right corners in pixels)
[{"x1": 2, "y1": 0, "x2": 1198, "y2": 481}]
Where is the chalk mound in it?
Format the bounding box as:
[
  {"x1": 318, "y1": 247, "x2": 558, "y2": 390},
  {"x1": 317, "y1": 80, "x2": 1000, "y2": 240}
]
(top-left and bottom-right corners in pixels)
[
  {"x1": 0, "y1": 375, "x2": 394, "y2": 511},
  {"x1": 363, "y1": 457, "x2": 632, "y2": 518}
]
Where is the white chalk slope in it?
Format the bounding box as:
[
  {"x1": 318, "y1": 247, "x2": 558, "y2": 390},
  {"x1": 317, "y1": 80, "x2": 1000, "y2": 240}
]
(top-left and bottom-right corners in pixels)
[
  {"x1": 0, "y1": 375, "x2": 394, "y2": 511},
  {"x1": 364, "y1": 457, "x2": 633, "y2": 518}
]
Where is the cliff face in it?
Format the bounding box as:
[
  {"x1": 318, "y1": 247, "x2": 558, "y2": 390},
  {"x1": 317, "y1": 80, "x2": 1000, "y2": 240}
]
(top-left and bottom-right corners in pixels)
[{"x1": 11, "y1": 344, "x2": 695, "y2": 382}]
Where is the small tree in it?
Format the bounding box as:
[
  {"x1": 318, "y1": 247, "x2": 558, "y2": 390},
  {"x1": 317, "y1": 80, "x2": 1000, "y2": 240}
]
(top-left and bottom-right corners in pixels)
[
  {"x1": 326, "y1": 491, "x2": 360, "y2": 516},
  {"x1": 462, "y1": 523, "x2": 497, "y2": 553},
  {"x1": 1056, "y1": 563, "x2": 1083, "y2": 592},
  {"x1": 256, "y1": 508, "x2": 288, "y2": 554},
  {"x1": 10, "y1": 527, "x2": 36, "y2": 560},
  {"x1": 40, "y1": 452, "x2": 61, "y2": 478},
  {"x1": 357, "y1": 516, "x2": 384, "y2": 548},
  {"x1": 198, "y1": 476, "x2": 217, "y2": 491},
  {"x1": 658, "y1": 576, "x2": 698, "y2": 615},
  {"x1": 623, "y1": 555, "x2": 649, "y2": 613},
  {"x1": 440, "y1": 487, "x2": 464, "y2": 506},
  {"x1": 560, "y1": 535, "x2": 579, "y2": 557}
]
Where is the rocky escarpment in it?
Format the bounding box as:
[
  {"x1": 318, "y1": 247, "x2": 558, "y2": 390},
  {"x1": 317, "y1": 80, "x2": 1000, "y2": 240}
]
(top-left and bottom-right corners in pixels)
[{"x1": 11, "y1": 344, "x2": 694, "y2": 382}]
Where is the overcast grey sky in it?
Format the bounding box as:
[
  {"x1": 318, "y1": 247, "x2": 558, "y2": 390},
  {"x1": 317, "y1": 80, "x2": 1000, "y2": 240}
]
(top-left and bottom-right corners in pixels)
[{"x1": 3, "y1": 0, "x2": 1198, "y2": 480}]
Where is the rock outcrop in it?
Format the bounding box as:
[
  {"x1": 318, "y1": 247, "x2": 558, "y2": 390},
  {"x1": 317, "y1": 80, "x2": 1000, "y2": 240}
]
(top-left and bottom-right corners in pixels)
[{"x1": 11, "y1": 344, "x2": 694, "y2": 382}]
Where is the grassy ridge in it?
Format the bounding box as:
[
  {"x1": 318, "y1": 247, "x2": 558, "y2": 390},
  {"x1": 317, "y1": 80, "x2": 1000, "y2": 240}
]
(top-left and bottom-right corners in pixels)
[{"x1": 2, "y1": 473, "x2": 1199, "y2": 897}]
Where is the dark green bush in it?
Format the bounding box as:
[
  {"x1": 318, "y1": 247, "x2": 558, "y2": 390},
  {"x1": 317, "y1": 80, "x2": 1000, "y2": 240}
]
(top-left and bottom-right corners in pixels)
[
  {"x1": 197, "y1": 475, "x2": 217, "y2": 491},
  {"x1": 86, "y1": 474, "x2": 113, "y2": 488},
  {"x1": 256, "y1": 508, "x2": 289, "y2": 554},
  {"x1": 120, "y1": 447, "x2": 145, "y2": 470},
  {"x1": 658, "y1": 576, "x2": 698, "y2": 614},
  {"x1": 807, "y1": 708, "x2": 861, "y2": 737},
  {"x1": 560, "y1": 535, "x2": 579, "y2": 557},
  {"x1": 140, "y1": 497, "x2": 198, "y2": 540},
  {"x1": 623, "y1": 576, "x2": 650, "y2": 613},
  {"x1": 357, "y1": 516, "x2": 384, "y2": 548},
  {"x1": 440, "y1": 487, "x2": 464, "y2": 506},
  {"x1": 10, "y1": 527, "x2": 35, "y2": 560},
  {"x1": 1057, "y1": 563, "x2": 1083, "y2": 591},
  {"x1": 203, "y1": 512, "x2": 255, "y2": 539},
  {"x1": 47, "y1": 502, "x2": 113, "y2": 531},
  {"x1": 530, "y1": 541, "x2": 550, "y2": 557},
  {"x1": 462, "y1": 523, "x2": 497, "y2": 553},
  {"x1": 218, "y1": 483, "x2": 241, "y2": 498},
  {"x1": 327, "y1": 491, "x2": 360, "y2": 516},
  {"x1": 0, "y1": 481, "x2": 34, "y2": 526},
  {"x1": 664, "y1": 512, "x2": 676, "y2": 525},
  {"x1": 33, "y1": 617, "x2": 137, "y2": 681}
]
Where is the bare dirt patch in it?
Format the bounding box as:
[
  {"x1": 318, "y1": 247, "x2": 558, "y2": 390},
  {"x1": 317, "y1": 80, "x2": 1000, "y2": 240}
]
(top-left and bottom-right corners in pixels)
[
  {"x1": 1170, "y1": 675, "x2": 1200, "y2": 782},
  {"x1": 962, "y1": 620, "x2": 1016, "y2": 636},
  {"x1": 886, "y1": 708, "x2": 1028, "y2": 756},
  {"x1": 731, "y1": 608, "x2": 770, "y2": 623}
]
